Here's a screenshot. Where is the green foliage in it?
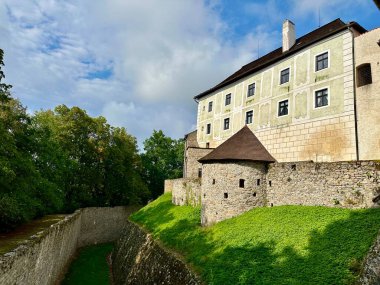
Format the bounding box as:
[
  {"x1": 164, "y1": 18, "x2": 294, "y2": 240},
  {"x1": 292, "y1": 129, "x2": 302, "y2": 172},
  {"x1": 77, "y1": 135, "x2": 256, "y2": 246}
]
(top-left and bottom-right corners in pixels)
[
  {"x1": 132, "y1": 194, "x2": 380, "y2": 285},
  {"x1": 141, "y1": 130, "x2": 184, "y2": 198},
  {"x1": 0, "y1": 49, "x2": 148, "y2": 232},
  {"x1": 62, "y1": 243, "x2": 114, "y2": 285}
]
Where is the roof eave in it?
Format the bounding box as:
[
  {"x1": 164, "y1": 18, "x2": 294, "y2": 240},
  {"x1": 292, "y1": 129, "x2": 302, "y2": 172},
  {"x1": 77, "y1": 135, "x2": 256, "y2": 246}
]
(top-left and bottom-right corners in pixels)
[{"x1": 194, "y1": 22, "x2": 366, "y2": 101}]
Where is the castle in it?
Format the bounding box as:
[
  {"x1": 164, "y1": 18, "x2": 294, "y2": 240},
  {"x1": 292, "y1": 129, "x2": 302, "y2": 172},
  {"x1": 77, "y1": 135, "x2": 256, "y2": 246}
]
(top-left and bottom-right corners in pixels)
[{"x1": 165, "y1": 19, "x2": 380, "y2": 226}]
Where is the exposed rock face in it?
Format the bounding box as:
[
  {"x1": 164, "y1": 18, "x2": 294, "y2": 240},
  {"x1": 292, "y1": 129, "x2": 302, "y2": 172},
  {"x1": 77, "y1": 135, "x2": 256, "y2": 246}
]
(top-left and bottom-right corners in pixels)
[
  {"x1": 360, "y1": 230, "x2": 380, "y2": 285},
  {"x1": 112, "y1": 220, "x2": 202, "y2": 285}
]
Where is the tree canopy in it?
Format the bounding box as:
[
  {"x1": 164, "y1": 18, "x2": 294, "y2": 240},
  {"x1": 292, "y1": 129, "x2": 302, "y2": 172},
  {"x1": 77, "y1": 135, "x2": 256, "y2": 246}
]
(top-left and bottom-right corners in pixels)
[{"x1": 0, "y1": 49, "x2": 184, "y2": 232}]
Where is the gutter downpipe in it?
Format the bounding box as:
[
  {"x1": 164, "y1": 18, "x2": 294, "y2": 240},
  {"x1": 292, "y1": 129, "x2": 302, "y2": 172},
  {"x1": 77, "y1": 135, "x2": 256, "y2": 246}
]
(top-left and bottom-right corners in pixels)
[{"x1": 349, "y1": 26, "x2": 360, "y2": 161}]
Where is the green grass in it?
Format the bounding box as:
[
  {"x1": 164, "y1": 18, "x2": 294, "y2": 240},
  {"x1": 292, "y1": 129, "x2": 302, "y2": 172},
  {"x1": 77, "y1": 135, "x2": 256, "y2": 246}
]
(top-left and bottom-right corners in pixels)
[
  {"x1": 62, "y1": 243, "x2": 113, "y2": 285},
  {"x1": 131, "y1": 193, "x2": 380, "y2": 285}
]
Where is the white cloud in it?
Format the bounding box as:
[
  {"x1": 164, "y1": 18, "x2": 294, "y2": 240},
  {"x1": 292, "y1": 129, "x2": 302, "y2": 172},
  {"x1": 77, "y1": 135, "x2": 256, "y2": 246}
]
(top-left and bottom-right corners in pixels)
[{"x1": 0, "y1": 0, "x2": 277, "y2": 145}]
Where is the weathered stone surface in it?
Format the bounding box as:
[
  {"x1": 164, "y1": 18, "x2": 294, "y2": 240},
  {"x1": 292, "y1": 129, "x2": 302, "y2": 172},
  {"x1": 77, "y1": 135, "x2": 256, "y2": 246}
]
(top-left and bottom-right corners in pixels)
[
  {"x1": 112, "y1": 220, "x2": 202, "y2": 285},
  {"x1": 0, "y1": 206, "x2": 135, "y2": 285},
  {"x1": 267, "y1": 161, "x2": 380, "y2": 208},
  {"x1": 360, "y1": 230, "x2": 380, "y2": 285},
  {"x1": 171, "y1": 178, "x2": 201, "y2": 206},
  {"x1": 185, "y1": 147, "x2": 213, "y2": 178},
  {"x1": 201, "y1": 161, "x2": 267, "y2": 226}
]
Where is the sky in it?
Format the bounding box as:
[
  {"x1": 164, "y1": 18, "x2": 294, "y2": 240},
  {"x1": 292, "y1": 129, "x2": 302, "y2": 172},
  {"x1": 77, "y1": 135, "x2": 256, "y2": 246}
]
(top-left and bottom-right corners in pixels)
[{"x1": 0, "y1": 0, "x2": 379, "y2": 150}]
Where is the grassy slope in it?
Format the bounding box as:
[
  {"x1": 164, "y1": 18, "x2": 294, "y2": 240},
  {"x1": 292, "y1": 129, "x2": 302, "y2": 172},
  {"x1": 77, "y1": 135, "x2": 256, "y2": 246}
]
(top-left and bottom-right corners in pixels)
[
  {"x1": 131, "y1": 193, "x2": 380, "y2": 285},
  {"x1": 62, "y1": 243, "x2": 113, "y2": 285}
]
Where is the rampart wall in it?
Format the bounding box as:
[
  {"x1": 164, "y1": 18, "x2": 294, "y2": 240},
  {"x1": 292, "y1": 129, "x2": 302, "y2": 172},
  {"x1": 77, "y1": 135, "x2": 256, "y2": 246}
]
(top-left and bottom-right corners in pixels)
[
  {"x1": 0, "y1": 206, "x2": 136, "y2": 285},
  {"x1": 267, "y1": 161, "x2": 380, "y2": 208}
]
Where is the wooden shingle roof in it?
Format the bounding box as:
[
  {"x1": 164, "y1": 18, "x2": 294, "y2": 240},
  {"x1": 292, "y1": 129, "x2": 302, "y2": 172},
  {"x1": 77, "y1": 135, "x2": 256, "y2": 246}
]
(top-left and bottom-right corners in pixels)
[{"x1": 199, "y1": 126, "x2": 276, "y2": 163}]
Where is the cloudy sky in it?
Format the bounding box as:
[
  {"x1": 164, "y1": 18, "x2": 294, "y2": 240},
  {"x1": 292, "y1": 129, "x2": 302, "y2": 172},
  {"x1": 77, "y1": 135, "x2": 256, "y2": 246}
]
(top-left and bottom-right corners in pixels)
[{"x1": 0, "y1": 0, "x2": 379, "y2": 149}]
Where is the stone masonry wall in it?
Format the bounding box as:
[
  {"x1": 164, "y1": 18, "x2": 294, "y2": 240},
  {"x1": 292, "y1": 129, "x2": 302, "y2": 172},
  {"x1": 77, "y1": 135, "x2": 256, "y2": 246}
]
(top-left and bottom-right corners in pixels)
[
  {"x1": 185, "y1": 147, "x2": 213, "y2": 178},
  {"x1": 355, "y1": 28, "x2": 380, "y2": 161},
  {"x1": 201, "y1": 161, "x2": 267, "y2": 226},
  {"x1": 267, "y1": 161, "x2": 380, "y2": 208},
  {"x1": 171, "y1": 178, "x2": 201, "y2": 206},
  {"x1": 0, "y1": 207, "x2": 135, "y2": 285},
  {"x1": 112, "y1": 220, "x2": 202, "y2": 285}
]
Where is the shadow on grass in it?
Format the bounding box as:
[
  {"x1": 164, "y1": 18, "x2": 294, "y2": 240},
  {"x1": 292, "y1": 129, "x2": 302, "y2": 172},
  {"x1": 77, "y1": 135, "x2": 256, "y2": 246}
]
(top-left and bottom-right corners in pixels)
[{"x1": 135, "y1": 196, "x2": 380, "y2": 285}]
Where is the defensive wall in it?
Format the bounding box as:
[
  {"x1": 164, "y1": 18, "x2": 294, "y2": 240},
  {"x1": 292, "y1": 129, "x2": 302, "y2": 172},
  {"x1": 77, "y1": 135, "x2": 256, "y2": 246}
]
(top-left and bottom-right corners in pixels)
[
  {"x1": 0, "y1": 206, "x2": 136, "y2": 285},
  {"x1": 166, "y1": 160, "x2": 380, "y2": 226}
]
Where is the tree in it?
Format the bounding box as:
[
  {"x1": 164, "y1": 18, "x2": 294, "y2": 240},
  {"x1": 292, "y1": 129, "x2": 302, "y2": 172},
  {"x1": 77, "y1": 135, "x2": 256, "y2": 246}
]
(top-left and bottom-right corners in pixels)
[
  {"x1": 141, "y1": 130, "x2": 184, "y2": 198},
  {"x1": 374, "y1": 0, "x2": 380, "y2": 10}
]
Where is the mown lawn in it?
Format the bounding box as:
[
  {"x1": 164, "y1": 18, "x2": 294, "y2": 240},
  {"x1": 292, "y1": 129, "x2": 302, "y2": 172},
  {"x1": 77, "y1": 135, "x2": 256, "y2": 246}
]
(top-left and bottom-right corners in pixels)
[
  {"x1": 131, "y1": 193, "x2": 380, "y2": 285},
  {"x1": 62, "y1": 243, "x2": 113, "y2": 285}
]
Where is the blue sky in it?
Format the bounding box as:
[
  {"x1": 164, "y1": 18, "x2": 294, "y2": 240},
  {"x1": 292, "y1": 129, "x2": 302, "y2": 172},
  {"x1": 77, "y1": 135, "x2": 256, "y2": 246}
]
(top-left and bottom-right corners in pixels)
[{"x1": 0, "y1": 0, "x2": 379, "y2": 149}]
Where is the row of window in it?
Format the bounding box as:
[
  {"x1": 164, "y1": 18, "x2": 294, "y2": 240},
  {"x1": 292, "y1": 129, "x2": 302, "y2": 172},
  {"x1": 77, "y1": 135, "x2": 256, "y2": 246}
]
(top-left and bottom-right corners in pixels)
[
  {"x1": 278, "y1": 88, "x2": 328, "y2": 117},
  {"x1": 204, "y1": 88, "x2": 329, "y2": 134},
  {"x1": 205, "y1": 110, "x2": 253, "y2": 134},
  {"x1": 205, "y1": 51, "x2": 330, "y2": 112}
]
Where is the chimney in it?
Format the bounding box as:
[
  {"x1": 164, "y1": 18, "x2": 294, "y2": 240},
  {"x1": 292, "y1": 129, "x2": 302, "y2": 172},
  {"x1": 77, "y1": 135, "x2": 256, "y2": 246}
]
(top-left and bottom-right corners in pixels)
[{"x1": 282, "y1": 20, "x2": 295, "y2": 52}]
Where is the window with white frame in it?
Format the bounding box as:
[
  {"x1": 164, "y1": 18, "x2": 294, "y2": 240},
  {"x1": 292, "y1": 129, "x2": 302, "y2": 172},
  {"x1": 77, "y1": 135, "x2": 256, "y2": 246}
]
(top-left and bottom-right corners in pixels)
[
  {"x1": 280, "y1": 68, "x2": 290, "y2": 84},
  {"x1": 225, "y1": 93, "x2": 231, "y2": 105},
  {"x1": 224, "y1": 118, "x2": 230, "y2": 130},
  {"x1": 278, "y1": 100, "x2": 289, "y2": 116},
  {"x1": 315, "y1": 52, "x2": 329, "y2": 71},
  {"x1": 315, "y1": 88, "x2": 328, "y2": 108},
  {"x1": 246, "y1": 110, "x2": 253, "y2": 124},
  {"x1": 247, "y1": 83, "x2": 255, "y2": 97}
]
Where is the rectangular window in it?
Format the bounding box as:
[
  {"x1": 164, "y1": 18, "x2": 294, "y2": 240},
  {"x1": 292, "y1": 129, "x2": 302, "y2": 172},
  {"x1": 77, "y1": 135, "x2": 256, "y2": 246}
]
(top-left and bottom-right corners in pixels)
[
  {"x1": 278, "y1": 100, "x2": 289, "y2": 116},
  {"x1": 225, "y1": 93, "x2": 231, "y2": 105},
  {"x1": 357, "y1": 63, "x2": 372, "y2": 87},
  {"x1": 315, "y1": 88, "x2": 328, "y2": 108},
  {"x1": 247, "y1": 83, "x2": 255, "y2": 97},
  {"x1": 198, "y1": 168, "x2": 202, "y2": 178},
  {"x1": 224, "y1": 118, "x2": 230, "y2": 130},
  {"x1": 239, "y1": 179, "x2": 245, "y2": 188},
  {"x1": 206, "y1": 123, "x2": 211, "y2": 134},
  {"x1": 246, "y1": 110, "x2": 253, "y2": 124},
  {"x1": 280, "y1": 68, "x2": 290, "y2": 84},
  {"x1": 208, "y1": 101, "x2": 213, "y2": 112},
  {"x1": 316, "y1": 52, "x2": 328, "y2": 71}
]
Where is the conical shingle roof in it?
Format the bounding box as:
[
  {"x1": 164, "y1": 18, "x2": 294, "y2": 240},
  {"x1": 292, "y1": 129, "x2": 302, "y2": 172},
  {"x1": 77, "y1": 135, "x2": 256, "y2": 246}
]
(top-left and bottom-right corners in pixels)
[{"x1": 199, "y1": 126, "x2": 276, "y2": 163}]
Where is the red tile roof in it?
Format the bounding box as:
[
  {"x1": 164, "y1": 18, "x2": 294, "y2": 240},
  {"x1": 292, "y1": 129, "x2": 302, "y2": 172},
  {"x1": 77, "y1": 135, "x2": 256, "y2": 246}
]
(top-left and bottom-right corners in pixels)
[{"x1": 199, "y1": 126, "x2": 276, "y2": 163}]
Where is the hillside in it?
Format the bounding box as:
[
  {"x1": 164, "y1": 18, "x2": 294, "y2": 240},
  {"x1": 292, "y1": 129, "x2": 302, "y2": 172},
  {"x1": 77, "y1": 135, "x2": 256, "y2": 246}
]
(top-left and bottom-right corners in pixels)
[{"x1": 131, "y1": 193, "x2": 380, "y2": 284}]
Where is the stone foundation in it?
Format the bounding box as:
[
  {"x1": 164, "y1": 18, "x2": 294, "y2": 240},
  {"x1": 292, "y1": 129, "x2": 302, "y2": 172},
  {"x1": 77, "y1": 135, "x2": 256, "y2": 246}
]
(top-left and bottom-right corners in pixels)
[
  {"x1": 112, "y1": 220, "x2": 202, "y2": 285},
  {"x1": 360, "y1": 229, "x2": 380, "y2": 284},
  {"x1": 0, "y1": 206, "x2": 136, "y2": 285}
]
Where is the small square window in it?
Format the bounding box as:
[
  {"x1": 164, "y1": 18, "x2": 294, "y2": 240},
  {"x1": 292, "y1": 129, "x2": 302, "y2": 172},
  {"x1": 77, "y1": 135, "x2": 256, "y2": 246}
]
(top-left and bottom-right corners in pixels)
[
  {"x1": 225, "y1": 94, "x2": 231, "y2": 105},
  {"x1": 278, "y1": 100, "x2": 289, "y2": 116},
  {"x1": 247, "y1": 83, "x2": 255, "y2": 97},
  {"x1": 224, "y1": 118, "x2": 230, "y2": 130},
  {"x1": 239, "y1": 179, "x2": 245, "y2": 188},
  {"x1": 206, "y1": 123, "x2": 211, "y2": 134},
  {"x1": 280, "y1": 68, "x2": 290, "y2": 84},
  {"x1": 315, "y1": 89, "x2": 328, "y2": 108},
  {"x1": 246, "y1": 110, "x2": 253, "y2": 124},
  {"x1": 253, "y1": 192, "x2": 257, "y2": 197},
  {"x1": 208, "y1": 101, "x2": 213, "y2": 112},
  {"x1": 206, "y1": 142, "x2": 210, "y2": 148},
  {"x1": 224, "y1": 193, "x2": 228, "y2": 199},
  {"x1": 316, "y1": 52, "x2": 328, "y2": 71}
]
